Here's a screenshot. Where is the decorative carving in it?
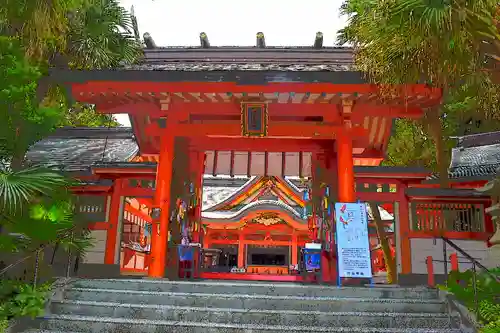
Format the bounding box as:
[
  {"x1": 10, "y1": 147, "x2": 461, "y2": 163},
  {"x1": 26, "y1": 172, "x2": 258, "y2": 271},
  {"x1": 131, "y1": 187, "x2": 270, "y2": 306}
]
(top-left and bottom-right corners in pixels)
[{"x1": 251, "y1": 212, "x2": 282, "y2": 226}]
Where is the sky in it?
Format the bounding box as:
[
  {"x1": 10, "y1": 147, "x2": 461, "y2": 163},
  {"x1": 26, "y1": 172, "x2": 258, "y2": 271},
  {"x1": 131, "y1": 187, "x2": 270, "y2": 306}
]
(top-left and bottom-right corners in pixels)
[{"x1": 115, "y1": 0, "x2": 348, "y2": 127}]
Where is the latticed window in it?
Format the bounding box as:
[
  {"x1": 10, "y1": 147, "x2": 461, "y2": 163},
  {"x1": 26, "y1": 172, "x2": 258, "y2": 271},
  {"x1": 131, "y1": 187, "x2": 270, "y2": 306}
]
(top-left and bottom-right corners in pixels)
[
  {"x1": 356, "y1": 183, "x2": 398, "y2": 193},
  {"x1": 410, "y1": 202, "x2": 485, "y2": 232},
  {"x1": 75, "y1": 195, "x2": 107, "y2": 223}
]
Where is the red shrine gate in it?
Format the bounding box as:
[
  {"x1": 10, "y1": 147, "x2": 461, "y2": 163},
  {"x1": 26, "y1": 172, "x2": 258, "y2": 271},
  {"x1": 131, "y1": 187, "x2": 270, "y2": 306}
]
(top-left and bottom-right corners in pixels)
[
  {"x1": 66, "y1": 84, "x2": 440, "y2": 280},
  {"x1": 49, "y1": 44, "x2": 443, "y2": 281}
]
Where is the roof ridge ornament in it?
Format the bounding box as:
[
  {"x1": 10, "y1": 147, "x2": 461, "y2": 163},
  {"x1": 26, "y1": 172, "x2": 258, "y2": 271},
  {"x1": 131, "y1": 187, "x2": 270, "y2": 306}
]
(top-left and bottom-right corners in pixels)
[
  {"x1": 143, "y1": 32, "x2": 157, "y2": 49},
  {"x1": 314, "y1": 32, "x2": 323, "y2": 49},
  {"x1": 199, "y1": 32, "x2": 210, "y2": 48},
  {"x1": 256, "y1": 32, "x2": 266, "y2": 48}
]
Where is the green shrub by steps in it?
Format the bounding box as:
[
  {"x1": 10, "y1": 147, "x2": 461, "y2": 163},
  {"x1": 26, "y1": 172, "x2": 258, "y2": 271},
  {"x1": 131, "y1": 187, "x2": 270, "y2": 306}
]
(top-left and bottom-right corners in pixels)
[
  {"x1": 0, "y1": 319, "x2": 8, "y2": 333},
  {"x1": 0, "y1": 280, "x2": 52, "y2": 332},
  {"x1": 440, "y1": 268, "x2": 500, "y2": 333}
]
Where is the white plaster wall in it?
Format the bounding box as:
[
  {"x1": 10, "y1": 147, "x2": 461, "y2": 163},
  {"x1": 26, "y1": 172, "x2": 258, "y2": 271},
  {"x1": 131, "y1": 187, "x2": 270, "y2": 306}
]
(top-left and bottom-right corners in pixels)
[
  {"x1": 410, "y1": 238, "x2": 491, "y2": 274},
  {"x1": 483, "y1": 246, "x2": 500, "y2": 269},
  {"x1": 83, "y1": 230, "x2": 107, "y2": 264}
]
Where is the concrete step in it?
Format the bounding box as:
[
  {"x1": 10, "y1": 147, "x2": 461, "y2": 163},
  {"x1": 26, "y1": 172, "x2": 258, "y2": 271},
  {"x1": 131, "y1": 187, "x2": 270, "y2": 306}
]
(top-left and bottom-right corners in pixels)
[
  {"x1": 63, "y1": 288, "x2": 448, "y2": 314},
  {"x1": 35, "y1": 315, "x2": 464, "y2": 333},
  {"x1": 69, "y1": 279, "x2": 440, "y2": 300},
  {"x1": 49, "y1": 300, "x2": 455, "y2": 329}
]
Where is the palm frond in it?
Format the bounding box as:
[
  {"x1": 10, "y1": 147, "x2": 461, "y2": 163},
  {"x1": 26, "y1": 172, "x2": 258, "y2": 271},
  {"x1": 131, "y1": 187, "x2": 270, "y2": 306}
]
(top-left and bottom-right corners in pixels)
[
  {"x1": 339, "y1": 0, "x2": 498, "y2": 87},
  {"x1": 0, "y1": 166, "x2": 71, "y2": 212},
  {"x1": 67, "y1": 0, "x2": 141, "y2": 69}
]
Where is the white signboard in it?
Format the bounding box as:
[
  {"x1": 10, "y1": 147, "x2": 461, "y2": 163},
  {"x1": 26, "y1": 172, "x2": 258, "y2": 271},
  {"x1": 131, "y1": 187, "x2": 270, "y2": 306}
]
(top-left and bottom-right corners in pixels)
[{"x1": 335, "y1": 203, "x2": 372, "y2": 278}]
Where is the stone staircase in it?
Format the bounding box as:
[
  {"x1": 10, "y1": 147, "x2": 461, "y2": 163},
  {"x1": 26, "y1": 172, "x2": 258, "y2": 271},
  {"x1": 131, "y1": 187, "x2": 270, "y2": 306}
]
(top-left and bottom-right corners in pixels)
[{"x1": 20, "y1": 279, "x2": 465, "y2": 333}]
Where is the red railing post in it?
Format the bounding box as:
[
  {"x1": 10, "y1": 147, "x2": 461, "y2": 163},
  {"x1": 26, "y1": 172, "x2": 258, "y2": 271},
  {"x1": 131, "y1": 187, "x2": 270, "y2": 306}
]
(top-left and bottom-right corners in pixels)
[
  {"x1": 450, "y1": 253, "x2": 459, "y2": 271},
  {"x1": 426, "y1": 256, "x2": 435, "y2": 287}
]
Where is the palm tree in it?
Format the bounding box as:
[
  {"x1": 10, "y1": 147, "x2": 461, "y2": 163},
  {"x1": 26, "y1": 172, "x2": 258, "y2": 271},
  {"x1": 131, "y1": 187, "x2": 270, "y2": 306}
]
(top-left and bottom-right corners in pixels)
[
  {"x1": 1, "y1": 0, "x2": 141, "y2": 111},
  {"x1": 0, "y1": 38, "x2": 92, "y2": 278},
  {"x1": 338, "y1": 0, "x2": 499, "y2": 278},
  {"x1": 65, "y1": 0, "x2": 141, "y2": 70},
  {"x1": 368, "y1": 202, "x2": 396, "y2": 284},
  {"x1": 338, "y1": 0, "x2": 499, "y2": 188}
]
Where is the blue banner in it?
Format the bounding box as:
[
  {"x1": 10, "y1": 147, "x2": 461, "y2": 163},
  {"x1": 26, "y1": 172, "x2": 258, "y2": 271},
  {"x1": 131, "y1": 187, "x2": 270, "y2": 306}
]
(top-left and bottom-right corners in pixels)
[
  {"x1": 335, "y1": 203, "x2": 372, "y2": 278},
  {"x1": 303, "y1": 249, "x2": 321, "y2": 271}
]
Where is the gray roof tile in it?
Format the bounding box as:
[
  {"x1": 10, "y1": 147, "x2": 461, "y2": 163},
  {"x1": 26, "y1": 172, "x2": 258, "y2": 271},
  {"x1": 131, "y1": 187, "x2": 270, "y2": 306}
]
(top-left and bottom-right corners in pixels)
[
  {"x1": 26, "y1": 127, "x2": 138, "y2": 171},
  {"x1": 448, "y1": 136, "x2": 500, "y2": 179},
  {"x1": 426, "y1": 130, "x2": 500, "y2": 180},
  {"x1": 127, "y1": 63, "x2": 351, "y2": 72},
  {"x1": 127, "y1": 46, "x2": 354, "y2": 72}
]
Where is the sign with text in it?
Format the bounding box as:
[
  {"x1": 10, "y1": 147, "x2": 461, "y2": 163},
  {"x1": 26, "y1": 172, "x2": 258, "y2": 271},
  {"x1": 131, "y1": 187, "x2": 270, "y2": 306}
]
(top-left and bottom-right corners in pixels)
[{"x1": 335, "y1": 203, "x2": 372, "y2": 278}]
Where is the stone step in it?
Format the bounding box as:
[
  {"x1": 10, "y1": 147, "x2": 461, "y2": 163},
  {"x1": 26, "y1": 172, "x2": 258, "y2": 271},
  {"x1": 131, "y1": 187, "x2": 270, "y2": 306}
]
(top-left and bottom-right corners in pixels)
[
  {"x1": 36, "y1": 315, "x2": 463, "y2": 333},
  {"x1": 49, "y1": 300, "x2": 456, "y2": 329},
  {"x1": 69, "y1": 279, "x2": 439, "y2": 300},
  {"x1": 64, "y1": 288, "x2": 448, "y2": 314}
]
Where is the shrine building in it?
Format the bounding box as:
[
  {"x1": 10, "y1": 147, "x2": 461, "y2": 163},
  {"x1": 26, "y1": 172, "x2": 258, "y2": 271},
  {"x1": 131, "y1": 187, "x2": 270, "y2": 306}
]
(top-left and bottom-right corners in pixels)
[{"x1": 32, "y1": 32, "x2": 497, "y2": 285}]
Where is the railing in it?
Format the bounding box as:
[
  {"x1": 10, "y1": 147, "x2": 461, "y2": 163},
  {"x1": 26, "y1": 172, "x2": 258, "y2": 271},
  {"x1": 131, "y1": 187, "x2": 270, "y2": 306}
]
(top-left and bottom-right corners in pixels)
[
  {"x1": 0, "y1": 229, "x2": 81, "y2": 287},
  {"x1": 410, "y1": 202, "x2": 485, "y2": 233},
  {"x1": 441, "y1": 237, "x2": 498, "y2": 281},
  {"x1": 425, "y1": 236, "x2": 499, "y2": 317}
]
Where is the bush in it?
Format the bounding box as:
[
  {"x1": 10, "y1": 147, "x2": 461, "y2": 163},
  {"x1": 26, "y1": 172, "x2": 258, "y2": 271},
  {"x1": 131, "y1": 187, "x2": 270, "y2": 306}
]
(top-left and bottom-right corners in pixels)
[
  {"x1": 0, "y1": 279, "x2": 52, "y2": 333},
  {"x1": 441, "y1": 268, "x2": 500, "y2": 333}
]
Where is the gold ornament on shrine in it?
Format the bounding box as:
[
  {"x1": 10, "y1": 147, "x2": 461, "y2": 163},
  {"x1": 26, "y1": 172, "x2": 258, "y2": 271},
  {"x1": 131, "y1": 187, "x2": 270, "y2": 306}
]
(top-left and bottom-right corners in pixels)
[
  {"x1": 241, "y1": 102, "x2": 268, "y2": 137},
  {"x1": 252, "y1": 212, "x2": 282, "y2": 226}
]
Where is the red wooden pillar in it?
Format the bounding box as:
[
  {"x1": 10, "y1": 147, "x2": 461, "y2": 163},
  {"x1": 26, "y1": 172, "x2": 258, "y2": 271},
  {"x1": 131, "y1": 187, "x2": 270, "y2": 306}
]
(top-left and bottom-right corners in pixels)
[
  {"x1": 291, "y1": 234, "x2": 298, "y2": 266},
  {"x1": 450, "y1": 253, "x2": 459, "y2": 271},
  {"x1": 238, "y1": 232, "x2": 245, "y2": 268},
  {"x1": 189, "y1": 150, "x2": 204, "y2": 243},
  {"x1": 426, "y1": 256, "x2": 435, "y2": 287},
  {"x1": 397, "y1": 185, "x2": 412, "y2": 275},
  {"x1": 149, "y1": 134, "x2": 175, "y2": 278},
  {"x1": 104, "y1": 178, "x2": 124, "y2": 265},
  {"x1": 337, "y1": 134, "x2": 355, "y2": 203},
  {"x1": 314, "y1": 153, "x2": 332, "y2": 283},
  {"x1": 327, "y1": 152, "x2": 338, "y2": 282},
  {"x1": 190, "y1": 150, "x2": 204, "y2": 277}
]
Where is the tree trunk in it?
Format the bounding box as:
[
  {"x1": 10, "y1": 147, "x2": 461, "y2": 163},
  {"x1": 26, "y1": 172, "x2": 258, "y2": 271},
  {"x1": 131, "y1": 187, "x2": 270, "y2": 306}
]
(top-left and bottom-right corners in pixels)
[
  {"x1": 425, "y1": 107, "x2": 451, "y2": 235},
  {"x1": 369, "y1": 202, "x2": 396, "y2": 284},
  {"x1": 425, "y1": 107, "x2": 450, "y2": 189}
]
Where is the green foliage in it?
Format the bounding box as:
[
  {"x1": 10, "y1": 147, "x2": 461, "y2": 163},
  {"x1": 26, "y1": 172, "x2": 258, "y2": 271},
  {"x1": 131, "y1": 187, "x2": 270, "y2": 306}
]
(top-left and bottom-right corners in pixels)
[
  {"x1": 0, "y1": 167, "x2": 72, "y2": 211},
  {"x1": 384, "y1": 82, "x2": 500, "y2": 168},
  {"x1": 383, "y1": 119, "x2": 437, "y2": 169},
  {"x1": 60, "y1": 104, "x2": 119, "y2": 127},
  {"x1": 0, "y1": 319, "x2": 7, "y2": 333},
  {"x1": 440, "y1": 268, "x2": 500, "y2": 332},
  {"x1": 480, "y1": 300, "x2": 500, "y2": 333},
  {"x1": 338, "y1": 0, "x2": 499, "y2": 87},
  {"x1": 0, "y1": 36, "x2": 63, "y2": 160},
  {"x1": 340, "y1": 0, "x2": 500, "y2": 170},
  {"x1": 0, "y1": 0, "x2": 139, "y2": 130},
  {"x1": 0, "y1": 280, "x2": 52, "y2": 322},
  {"x1": 67, "y1": 0, "x2": 142, "y2": 69}
]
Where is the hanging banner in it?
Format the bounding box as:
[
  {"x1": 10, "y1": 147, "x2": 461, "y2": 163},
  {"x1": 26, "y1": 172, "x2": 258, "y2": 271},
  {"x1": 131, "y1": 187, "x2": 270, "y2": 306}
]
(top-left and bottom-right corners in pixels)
[
  {"x1": 334, "y1": 203, "x2": 372, "y2": 278},
  {"x1": 142, "y1": 223, "x2": 152, "y2": 253}
]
